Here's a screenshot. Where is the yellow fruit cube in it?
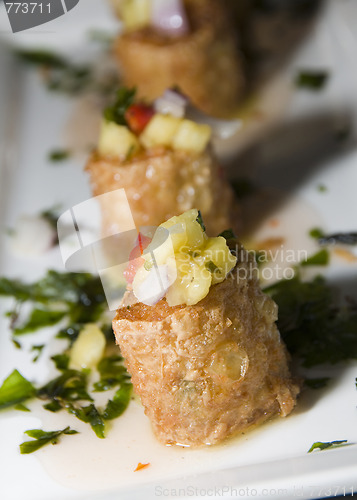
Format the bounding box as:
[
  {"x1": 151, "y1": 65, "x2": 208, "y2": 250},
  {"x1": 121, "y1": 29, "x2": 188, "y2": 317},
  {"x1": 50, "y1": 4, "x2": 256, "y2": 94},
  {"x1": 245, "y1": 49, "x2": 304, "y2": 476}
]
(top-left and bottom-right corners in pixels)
[
  {"x1": 98, "y1": 120, "x2": 140, "y2": 159},
  {"x1": 203, "y1": 236, "x2": 237, "y2": 284},
  {"x1": 120, "y1": 0, "x2": 151, "y2": 30},
  {"x1": 139, "y1": 113, "x2": 181, "y2": 149},
  {"x1": 69, "y1": 324, "x2": 106, "y2": 369},
  {"x1": 172, "y1": 119, "x2": 211, "y2": 153}
]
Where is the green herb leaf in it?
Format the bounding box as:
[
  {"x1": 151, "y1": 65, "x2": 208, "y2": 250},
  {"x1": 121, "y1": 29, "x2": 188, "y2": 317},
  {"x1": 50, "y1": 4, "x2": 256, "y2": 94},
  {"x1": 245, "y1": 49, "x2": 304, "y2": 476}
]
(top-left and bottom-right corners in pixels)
[
  {"x1": 31, "y1": 344, "x2": 45, "y2": 362},
  {"x1": 104, "y1": 87, "x2": 136, "y2": 125},
  {"x1": 15, "y1": 49, "x2": 66, "y2": 68},
  {"x1": 265, "y1": 276, "x2": 357, "y2": 367},
  {"x1": 48, "y1": 149, "x2": 71, "y2": 163},
  {"x1": 301, "y1": 249, "x2": 329, "y2": 267},
  {"x1": 296, "y1": 71, "x2": 329, "y2": 90},
  {"x1": 37, "y1": 369, "x2": 93, "y2": 405},
  {"x1": 14, "y1": 403, "x2": 31, "y2": 412},
  {"x1": 196, "y1": 211, "x2": 206, "y2": 232},
  {"x1": 103, "y1": 382, "x2": 132, "y2": 420},
  {"x1": 14, "y1": 309, "x2": 66, "y2": 335},
  {"x1": 308, "y1": 440, "x2": 348, "y2": 453},
  {"x1": 205, "y1": 261, "x2": 219, "y2": 274},
  {"x1": 218, "y1": 229, "x2": 236, "y2": 241},
  {"x1": 94, "y1": 355, "x2": 130, "y2": 392},
  {"x1": 309, "y1": 228, "x2": 325, "y2": 240},
  {"x1": 67, "y1": 404, "x2": 105, "y2": 438},
  {"x1": 51, "y1": 353, "x2": 70, "y2": 371},
  {"x1": 0, "y1": 370, "x2": 36, "y2": 410},
  {"x1": 20, "y1": 426, "x2": 78, "y2": 454}
]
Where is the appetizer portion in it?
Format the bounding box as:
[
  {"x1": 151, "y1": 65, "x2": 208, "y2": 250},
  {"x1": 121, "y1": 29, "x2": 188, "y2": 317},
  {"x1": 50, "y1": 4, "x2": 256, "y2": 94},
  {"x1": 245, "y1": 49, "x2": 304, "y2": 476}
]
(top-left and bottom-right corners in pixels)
[
  {"x1": 113, "y1": 210, "x2": 299, "y2": 447},
  {"x1": 86, "y1": 88, "x2": 239, "y2": 239},
  {"x1": 112, "y1": 0, "x2": 245, "y2": 117}
]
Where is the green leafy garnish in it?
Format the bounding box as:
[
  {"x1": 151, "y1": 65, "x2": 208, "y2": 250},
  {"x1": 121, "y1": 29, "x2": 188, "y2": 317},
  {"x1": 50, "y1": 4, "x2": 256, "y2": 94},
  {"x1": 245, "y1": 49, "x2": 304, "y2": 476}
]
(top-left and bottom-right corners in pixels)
[
  {"x1": 308, "y1": 440, "x2": 348, "y2": 453},
  {"x1": 94, "y1": 355, "x2": 130, "y2": 392},
  {"x1": 317, "y1": 184, "x2": 328, "y2": 193},
  {"x1": 265, "y1": 276, "x2": 357, "y2": 367},
  {"x1": 37, "y1": 369, "x2": 93, "y2": 405},
  {"x1": 20, "y1": 426, "x2": 78, "y2": 454},
  {"x1": 48, "y1": 149, "x2": 71, "y2": 163},
  {"x1": 309, "y1": 228, "x2": 324, "y2": 240},
  {"x1": 301, "y1": 249, "x2": 329, "y2": 267},
  {"x1": 104, "y1": 87, "x2": 136, "y2": 125},
  {"x1": 0, "y1": 270, "x2": 107, "y2": 335},
  {"x1": 14, "y1": 309, "x2": 66, "y2": 335},
  {"x1": 205, "y1": 261, "x2": 219, "y2": 274},
  {"x1": 295, "y1": 70, "x2": 329, "y2": 90},
  {"x1": 0, "y1": 370, "x2": 36, "y2": 410},
  {"x1": 67, "y1": 404, "x2": 105, "y2": 439},
  {"x1": 15, "y1": 49, "x2": 66, "y2": 68},
  {"x1": 103, "y1": 382, "x2": 132, "y2": 421},
  {"x1": 219, "y1": 229, "x2": 236, "y2": 241},
  {"x1": 14, "y1": 403, "x2": 31, "y2": 412},
  {"x1": 196, "y1": 210, "x2": 206, "y2": 232},
  {"x1": 31, "y1": 344, "x2": 45, "y2": 363}
]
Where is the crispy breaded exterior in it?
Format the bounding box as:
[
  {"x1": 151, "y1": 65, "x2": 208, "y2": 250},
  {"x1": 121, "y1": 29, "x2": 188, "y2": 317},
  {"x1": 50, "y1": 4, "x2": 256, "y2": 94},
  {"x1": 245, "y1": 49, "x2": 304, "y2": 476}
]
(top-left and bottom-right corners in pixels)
[
  {"x1": 112, "y1": 248, "x2": 299, "y2": 447},
  {"x1": 85, "y1": 146, "x2": 240, "y2": 237},
  {"x1": 113, "y1": 0, "x2": 245, "y2": 117}
]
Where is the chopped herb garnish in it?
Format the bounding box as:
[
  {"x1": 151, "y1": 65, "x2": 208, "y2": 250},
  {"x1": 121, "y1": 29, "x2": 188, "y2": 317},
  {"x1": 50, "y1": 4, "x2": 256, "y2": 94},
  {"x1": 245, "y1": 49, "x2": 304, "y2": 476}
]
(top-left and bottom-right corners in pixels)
[
  {"x1": 37, "y1": 369, "x2": 93, "y2": 406},
  {"x1": 304, "y1": 377, "x2": 330, "y2": 389},
  {"x1": 308, "y1": 440, "x2": 348, "y2": 453},
  {"x1": 0, "y1": 370, "x2": 36, "y2": 410},
  {"x1": 51, "y1": 353, "x2": 70, "y2": 371},
  {"x1": 219, "y1": 229, "x2": 236, "y2": 241},
  {"x1": 265, "y1": 275, "x2": 357, "y2": 367},
  {"x1": 94, "y1": 355, "x2": 130, "y2": 392},
  {"x1": 296, "y1": 70, "x2": 329, "y2": 90},
  {"x1": 14, "y1": 309, "x2": 66, "y2": 336},
  {"x1": 48, "y1": 149, "x2": 71, "y2": 163},
  {"x1": 67, "y1": 403, "x2": 105, "y2": 439},
  {"x1": 196, "y1": 211, "x2": 206, "y2": 232},
  {"x1": 0, "y1": 271, "x2": 107, "y2": 334},
  {"x1": 301, "y1": 249, "x2": 329, "y2": 267},
  {"x1": 14, "y1": 403, "x2": 31, "y2": 412},
  {"x1": 20, "y1": 426, "x2": 78, "y2": 454},
  {"x1": 103, "y1": 382, "x2": 132, "y2": 421},
  {"x1": 317, "y1": 184, "x2": 328, "y2": 193},
  {"x1": 31, "y1": 344, "x2": 45, "y2": 363},
  {"x1": 205, "y1": 261, "x2": 219, "y2": 274},
  {"x1": 309, "y1": 227, "x2": 325, "y2": 240},
  {"x1": 15, "y1": 49, "x2": 66, "y2": 68},
  {"x1": 104, "y1": 87, "x2": 136, "y2": 126}
]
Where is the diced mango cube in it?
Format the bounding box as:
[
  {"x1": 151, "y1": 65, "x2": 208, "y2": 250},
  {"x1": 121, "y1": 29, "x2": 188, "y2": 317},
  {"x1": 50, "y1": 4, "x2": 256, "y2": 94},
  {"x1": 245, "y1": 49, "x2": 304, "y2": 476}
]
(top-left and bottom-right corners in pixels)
[
  {"x1": 139, "y1": 113, "x2": 181, "y2": 149},
  {"x1": 120, "y1": 0, "x2": 151, "y2": 30},
  {"x1": 98, "y1": 120, "x2": 140, "y2": 159},
  {"x1": 70, "y1": 324, "x2": 106, "y2": 369},
  {"x1": 172, "y1": 119, "x2": 211, "y2": 153}
]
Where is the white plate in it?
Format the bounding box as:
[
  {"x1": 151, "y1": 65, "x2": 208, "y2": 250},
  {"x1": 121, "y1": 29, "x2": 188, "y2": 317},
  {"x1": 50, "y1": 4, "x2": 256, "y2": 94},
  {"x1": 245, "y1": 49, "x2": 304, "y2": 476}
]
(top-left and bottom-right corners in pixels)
[{"x1": 1, "y1": 1, "x2": 357, "y2": 499}]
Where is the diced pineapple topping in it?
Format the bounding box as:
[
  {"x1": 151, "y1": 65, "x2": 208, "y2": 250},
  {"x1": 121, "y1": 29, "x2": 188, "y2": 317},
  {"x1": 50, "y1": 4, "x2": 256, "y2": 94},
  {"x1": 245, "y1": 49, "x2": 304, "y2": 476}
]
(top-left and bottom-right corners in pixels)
[
  {"x1": 172, "y1": 119, "x2": 212, "y2": 153},
  {"x1": 139, "y1": 113, "x2": 181, "y2": 149},
  {"x1": 69, "y1": 323, "x2": 106, "y2": 369},
  {"x1": 132, "y1": 209, "x2": 237, "y2": 307},
  {"x1": 98, "y1": 120, "x2": 141, "y2": 160},
  {"x1": 118, "y1": 0, "x2": 151, "y2": 30}
]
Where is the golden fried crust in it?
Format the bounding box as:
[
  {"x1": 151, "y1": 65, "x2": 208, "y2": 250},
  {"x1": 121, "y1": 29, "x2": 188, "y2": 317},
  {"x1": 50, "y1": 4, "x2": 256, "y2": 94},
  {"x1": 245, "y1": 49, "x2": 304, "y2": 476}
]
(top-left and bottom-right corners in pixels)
[
  {"x1": 113, "y1": 0, "x2": 245, "y2": 117},
  {"x1": 113, "y1": 249, "x2": 300, "y2": 447},
  {"x1": 85, "y1": 147, "x2": 240, "y2": 237}
]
